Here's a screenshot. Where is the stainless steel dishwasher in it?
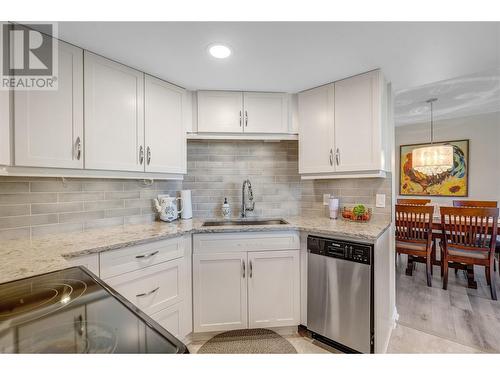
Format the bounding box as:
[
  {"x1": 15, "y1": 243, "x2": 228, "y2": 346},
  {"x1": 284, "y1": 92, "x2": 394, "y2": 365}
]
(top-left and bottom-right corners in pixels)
[{"x1": 307, "y1": 235, "x2": 374, "y2": 353}]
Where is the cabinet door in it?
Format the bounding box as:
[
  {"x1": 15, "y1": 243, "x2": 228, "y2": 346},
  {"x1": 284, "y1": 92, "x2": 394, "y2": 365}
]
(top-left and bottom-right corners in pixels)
[
  {"x1": 334, "y1": 71, "x2": 382, "y2": 172},
  {"x1": 150, "y1": 302, "x2": 184, "y2": 340},
  {"x1": 193, "y1": 252, "x2": 247, "y2": 332},
  {"x1": 14, "y1": 40, "x2": 83, "y2": 168},
  {"x1": 243, "y1": 92, "x2": 288, "y2": 133},
  {"x1": 197, "y1": 91, "x2": 243, "y2": 133},
  {"x1": 145, "y1": 75, "x2": 186, "y2": 174},
  {"x1": 298, "y1": 84, "x2": 335, "y2": 174},
  {"x1": 247, "y1": 250, "x2": 300, "y2": 329},
  {"x1": 84, "y1": 51, "x2": 144, "y2": 171}
]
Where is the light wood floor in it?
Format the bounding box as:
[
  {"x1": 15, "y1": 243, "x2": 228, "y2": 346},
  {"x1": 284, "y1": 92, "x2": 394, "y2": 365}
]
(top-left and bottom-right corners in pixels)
[{"x1": 390, "y1": 254, "x2": 500, "y2": 353}]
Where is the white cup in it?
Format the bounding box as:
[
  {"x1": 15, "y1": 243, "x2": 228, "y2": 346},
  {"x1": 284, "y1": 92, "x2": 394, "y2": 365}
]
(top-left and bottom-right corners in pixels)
[{"x1": 329, "y1": 197, "x2": 339, "y2": 219}]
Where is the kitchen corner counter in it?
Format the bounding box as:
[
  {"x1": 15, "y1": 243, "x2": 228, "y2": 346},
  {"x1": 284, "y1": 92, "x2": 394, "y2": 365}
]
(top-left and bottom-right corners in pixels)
[{"x1": 0, "y1": 216, "x2": 390, "y2": 284}]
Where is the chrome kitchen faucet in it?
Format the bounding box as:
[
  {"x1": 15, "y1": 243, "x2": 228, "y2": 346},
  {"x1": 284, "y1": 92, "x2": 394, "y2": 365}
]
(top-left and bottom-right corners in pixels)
[{"x1": 241, "y1": 179, "x2": 255, "y2": 218}]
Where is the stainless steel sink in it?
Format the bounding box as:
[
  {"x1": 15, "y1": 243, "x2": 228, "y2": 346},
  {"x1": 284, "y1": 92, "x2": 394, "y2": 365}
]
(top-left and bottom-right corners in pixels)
[{"x1": 202, "y1": 219, "x2": 289, "y2": 227}]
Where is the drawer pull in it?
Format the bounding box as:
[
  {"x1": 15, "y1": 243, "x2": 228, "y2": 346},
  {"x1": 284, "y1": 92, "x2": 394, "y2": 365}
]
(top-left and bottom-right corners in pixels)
[
  {"x1": 135, "y1": 250, "x2": 159, "y2": 259},
  {"x1": 136, "y1": 286, "x2": 160, "y2": 298}
]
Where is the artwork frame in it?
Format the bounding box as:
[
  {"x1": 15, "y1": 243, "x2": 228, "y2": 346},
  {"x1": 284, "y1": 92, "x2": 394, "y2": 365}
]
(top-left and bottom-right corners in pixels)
[{"x1": 399, "y1": 139, "x2": 469, "y2": 197}]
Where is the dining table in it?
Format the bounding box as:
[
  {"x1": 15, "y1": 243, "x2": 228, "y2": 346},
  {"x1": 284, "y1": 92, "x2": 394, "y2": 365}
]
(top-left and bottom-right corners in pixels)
[{"x1": 404, "y1": 215, "x2": 500, "y2": 289}]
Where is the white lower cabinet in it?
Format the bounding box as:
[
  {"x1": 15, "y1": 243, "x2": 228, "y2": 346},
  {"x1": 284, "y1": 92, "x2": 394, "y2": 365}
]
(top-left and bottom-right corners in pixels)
[
  {"x1": 150, "y1": 302, "x2": 185, "y2": 339},
  {"x1": 94, "y1": 235, "x2": 192, "y2": 342},
  {"x1": 247, "y1": 250, "x2": 300, "y2": 328},
  {"x1": 192, "y1": 231, "x2": 300, "y2": 333},
  {"x1": 193, "y1": 252, "x2": 248, "y2": 332},
  {"x1": 105, "y1": 258, "x2": 185, "y2": 315}
]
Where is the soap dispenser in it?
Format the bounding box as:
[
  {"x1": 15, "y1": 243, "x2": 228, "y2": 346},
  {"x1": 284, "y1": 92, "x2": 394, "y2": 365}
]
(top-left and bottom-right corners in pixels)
[{"x1": 222, "y1": 197, "x2": 231, "y2": 219}]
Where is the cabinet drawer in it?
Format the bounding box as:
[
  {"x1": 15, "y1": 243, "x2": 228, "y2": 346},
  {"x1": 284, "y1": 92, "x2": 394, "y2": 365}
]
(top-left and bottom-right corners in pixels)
[
  {"x1": 193, "y1": 231, "x2": 299, "y2": 254},
  {"x1": 100, "y1": 237, "x2": 185, "y2": 279},
  {"x1": 105, "y1": 258, "x2": 185, "y2": 315}
]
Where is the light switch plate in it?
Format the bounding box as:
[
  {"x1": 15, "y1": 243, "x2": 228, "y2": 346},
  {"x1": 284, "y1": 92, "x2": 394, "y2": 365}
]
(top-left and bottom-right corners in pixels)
[
  {"x1": 323, "y1": 194, "x2": 331, "y2": 206},
  {"x1": 376, "y1": 194, "x2": 386, "y2": 208}
]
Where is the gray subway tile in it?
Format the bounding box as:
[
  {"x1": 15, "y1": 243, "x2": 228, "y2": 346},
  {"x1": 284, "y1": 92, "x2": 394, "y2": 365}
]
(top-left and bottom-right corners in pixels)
[
  {"x1": 58, "y1": 192, "x2": 105, "y2": 202},
  {"x1": 84, "y1": 200, "x2": 124, "y2": 211},
  {"x1": 0, "y1": 182, "x2": 30, "y2": 193},
  {"x1": 30, "y1": 180, "x2": 82, "y2": 192},
  {"x1": 84, "y1": 217, "x2": 124, "y2": 230},
  {"x1": 83, "y1": 181, "x2": 124, "y2": 192},
  {"x1": 59, "y1": 211, "x2": 104, "y2": 223},
  {"x1": 105, "y1": 207, "x2": 141, "y2": 218},
  {"x1": 0, "y1": 193, "x2": 57, "y2": 204},
  {"x1": 31, "y1": 223, "x2": 84, "y2": 237},
  {"x1": 105, "y1": 191, "x2": 140, "y2": 200},
  {"x1": 0, "y1": 204, "x2": 30, "y2": 217},
  {"x1": 31, "y1": 202, "x2": 84, "y2": 214},
  {"x1": 0, "y1": 214, "x2": 58, "y2": 229}
]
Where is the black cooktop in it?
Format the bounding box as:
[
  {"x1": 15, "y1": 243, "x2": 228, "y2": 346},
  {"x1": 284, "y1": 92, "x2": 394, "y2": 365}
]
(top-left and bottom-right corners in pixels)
[{"x1": 0, "y1": 267, "x2": 187, "y2": 354}]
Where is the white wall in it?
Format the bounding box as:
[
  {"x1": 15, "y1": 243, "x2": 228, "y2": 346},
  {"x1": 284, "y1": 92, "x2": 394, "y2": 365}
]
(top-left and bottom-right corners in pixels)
[{"x1": 395, "y1": 111, "x2": 500, "y2": 206}]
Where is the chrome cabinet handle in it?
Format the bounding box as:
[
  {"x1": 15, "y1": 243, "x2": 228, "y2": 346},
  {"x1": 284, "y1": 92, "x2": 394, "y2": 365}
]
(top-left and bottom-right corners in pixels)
[
  {"x1": 329, "y1": 149, "x2": 333, "y2": 166},
  {"x1": 239, "y1": 110, "x2": 242, "y2": 127},
  {"x1": 242, "y1": 260, "x2": 246, "y2": 278},
  {"x1": 249, "y1": 260, "x2": 253, "y2": 278},
  {"x1": 139, "y1": 146, "x2": 144, "y2": 165},
  {"x1": 135, "y1": 250, "x2": 159, "y2": 259},
  {"x1": 136, "y1": 286, "x2": 159, "y2": 298},
  {"x1": 335, "y1": 148, "x2": 340, "y2": 166},
  {"x1": 75, "y1": 137, "x2": 81, "y2": 160},
  {"x1": 245, "y1": 110, "x2": 248, "y2": 127},
  {"x1": 146, "y1": 146, "x2": 151, "y2": 165}
]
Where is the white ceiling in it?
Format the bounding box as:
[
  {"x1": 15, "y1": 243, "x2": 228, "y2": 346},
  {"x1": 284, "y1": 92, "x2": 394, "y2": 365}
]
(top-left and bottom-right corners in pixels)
[
  {"x1": 395, "y1": 68, "x2": 500, "y2": 125},
  {"x1": 52, "y1": 22, "x2": 500, "y2": 93}
]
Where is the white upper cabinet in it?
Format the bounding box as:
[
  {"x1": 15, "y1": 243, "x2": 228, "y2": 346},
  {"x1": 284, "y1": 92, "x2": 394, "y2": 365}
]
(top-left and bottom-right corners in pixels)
[
  {"x1": 334, "y1": 70, "x2": 382, "y2": 172},
  {"x1": 242, "y1": 92, "x2": 288, "y2": 133},
  {"x1": 14, "y1": 40, "x2": 84, "y2": 168},
  {"x1": 298, "y1": 70, "x2": 388, "y2": 179},
  {"x1": 196, "y1": 91, "x2": 290, "y2": 135},
  {"x1": 144, "y1": 75, "x2": 186, "y2": 174},
  {"x1": 197, "y1": 91, "x2": 243, "y2": 133},
  {"x1": 84, "y1": 51, "x2": 145, "y2": 172},
  {"x1": 298, "y1": 83, "x2": 335, "y2": 174}
]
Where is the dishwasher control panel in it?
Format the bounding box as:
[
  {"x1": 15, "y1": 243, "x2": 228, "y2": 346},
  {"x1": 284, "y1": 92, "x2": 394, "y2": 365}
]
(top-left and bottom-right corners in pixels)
[{"x1": 307, "y1": 236, "x2": 372, "y2": 265}]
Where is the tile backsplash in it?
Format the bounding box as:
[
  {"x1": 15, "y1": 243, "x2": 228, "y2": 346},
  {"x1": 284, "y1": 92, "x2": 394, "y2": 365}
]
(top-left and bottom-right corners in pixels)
[
  {"x1": 0, "y1": 140, "x2": 391, "y2": 240},
  {"x1": 185, "y1": 140, "x2": 391, "y2": 220},
  {"x1": 0, "y1": 177, "x2": 181, "y2": 240}
]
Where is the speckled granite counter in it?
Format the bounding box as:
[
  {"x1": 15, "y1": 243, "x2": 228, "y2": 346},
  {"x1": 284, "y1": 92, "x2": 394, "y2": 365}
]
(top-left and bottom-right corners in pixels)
[{"x1": 0, "y1": 216, "x2": 390, "y2": 284}]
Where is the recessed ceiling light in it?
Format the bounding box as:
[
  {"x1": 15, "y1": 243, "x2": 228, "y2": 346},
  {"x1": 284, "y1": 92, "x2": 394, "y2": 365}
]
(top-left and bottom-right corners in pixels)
[{"x1": 208, "y1": 44, "x2": 231, "y2": 59}]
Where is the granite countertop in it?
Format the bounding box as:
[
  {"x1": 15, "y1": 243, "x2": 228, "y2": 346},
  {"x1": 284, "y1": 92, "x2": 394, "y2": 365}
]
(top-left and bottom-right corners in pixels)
[{"x1": 0, "y1": 216, "x2": 390, "y2": 284}]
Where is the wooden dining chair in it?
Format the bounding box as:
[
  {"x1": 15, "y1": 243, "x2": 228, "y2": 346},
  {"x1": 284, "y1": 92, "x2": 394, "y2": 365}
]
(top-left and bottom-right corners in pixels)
[
  {"x1": 453, "y1": 200, "x2": 497, "y2": 208},
  {"x1": 397, "y1": 198, "x2": 431, "y2": 205},
  {"x1": 453, "y1": 200, "x2": 500, "y2": 274},
  {"x1": 440, "y1": 206, "x2": 499, "y2": 300},
  {"x1": 395, "y1": 204, "x2": 435, "y2": 286}
]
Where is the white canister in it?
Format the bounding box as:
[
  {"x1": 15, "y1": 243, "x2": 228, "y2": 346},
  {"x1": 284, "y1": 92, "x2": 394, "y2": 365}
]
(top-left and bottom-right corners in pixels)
[
  {"x1": 179, "y1": 190, "x2": 192, "y2": 220},
  {"x1": 329, "y1": 197, "x2": 339, "y2": 219}
]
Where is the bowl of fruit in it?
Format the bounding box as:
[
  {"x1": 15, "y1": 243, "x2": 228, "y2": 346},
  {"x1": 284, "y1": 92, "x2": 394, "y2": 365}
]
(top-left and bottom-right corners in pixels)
[{"x1": 341, "y1": 204, "x2": 372, "y2": 222}]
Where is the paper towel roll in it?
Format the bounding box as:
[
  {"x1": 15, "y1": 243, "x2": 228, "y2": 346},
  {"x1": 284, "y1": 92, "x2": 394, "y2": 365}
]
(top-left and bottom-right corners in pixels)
[{"x1": 180, "y1": 190, "x2": 192, "y2": 219}]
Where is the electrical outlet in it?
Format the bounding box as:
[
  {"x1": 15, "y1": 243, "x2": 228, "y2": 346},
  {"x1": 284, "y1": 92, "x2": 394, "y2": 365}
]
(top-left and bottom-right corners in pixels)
[
  {"x1": 376, "y1": 194, "x2": 386, "y2": 208},
  {"x1": 323, "y1": 194, "x2": 331, "y2": 206}
]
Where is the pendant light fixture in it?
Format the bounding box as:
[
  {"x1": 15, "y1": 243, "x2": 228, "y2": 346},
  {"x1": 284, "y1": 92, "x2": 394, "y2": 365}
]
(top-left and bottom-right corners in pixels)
[{"x1": 411, "y1": 98, "x2": 454, "y2": 175}]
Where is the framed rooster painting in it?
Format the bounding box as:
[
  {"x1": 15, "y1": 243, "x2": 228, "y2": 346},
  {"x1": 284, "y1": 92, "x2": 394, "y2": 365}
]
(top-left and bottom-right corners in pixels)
[{"x1": 399, "y1": 139, "x2": 469, "y2": 197}]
